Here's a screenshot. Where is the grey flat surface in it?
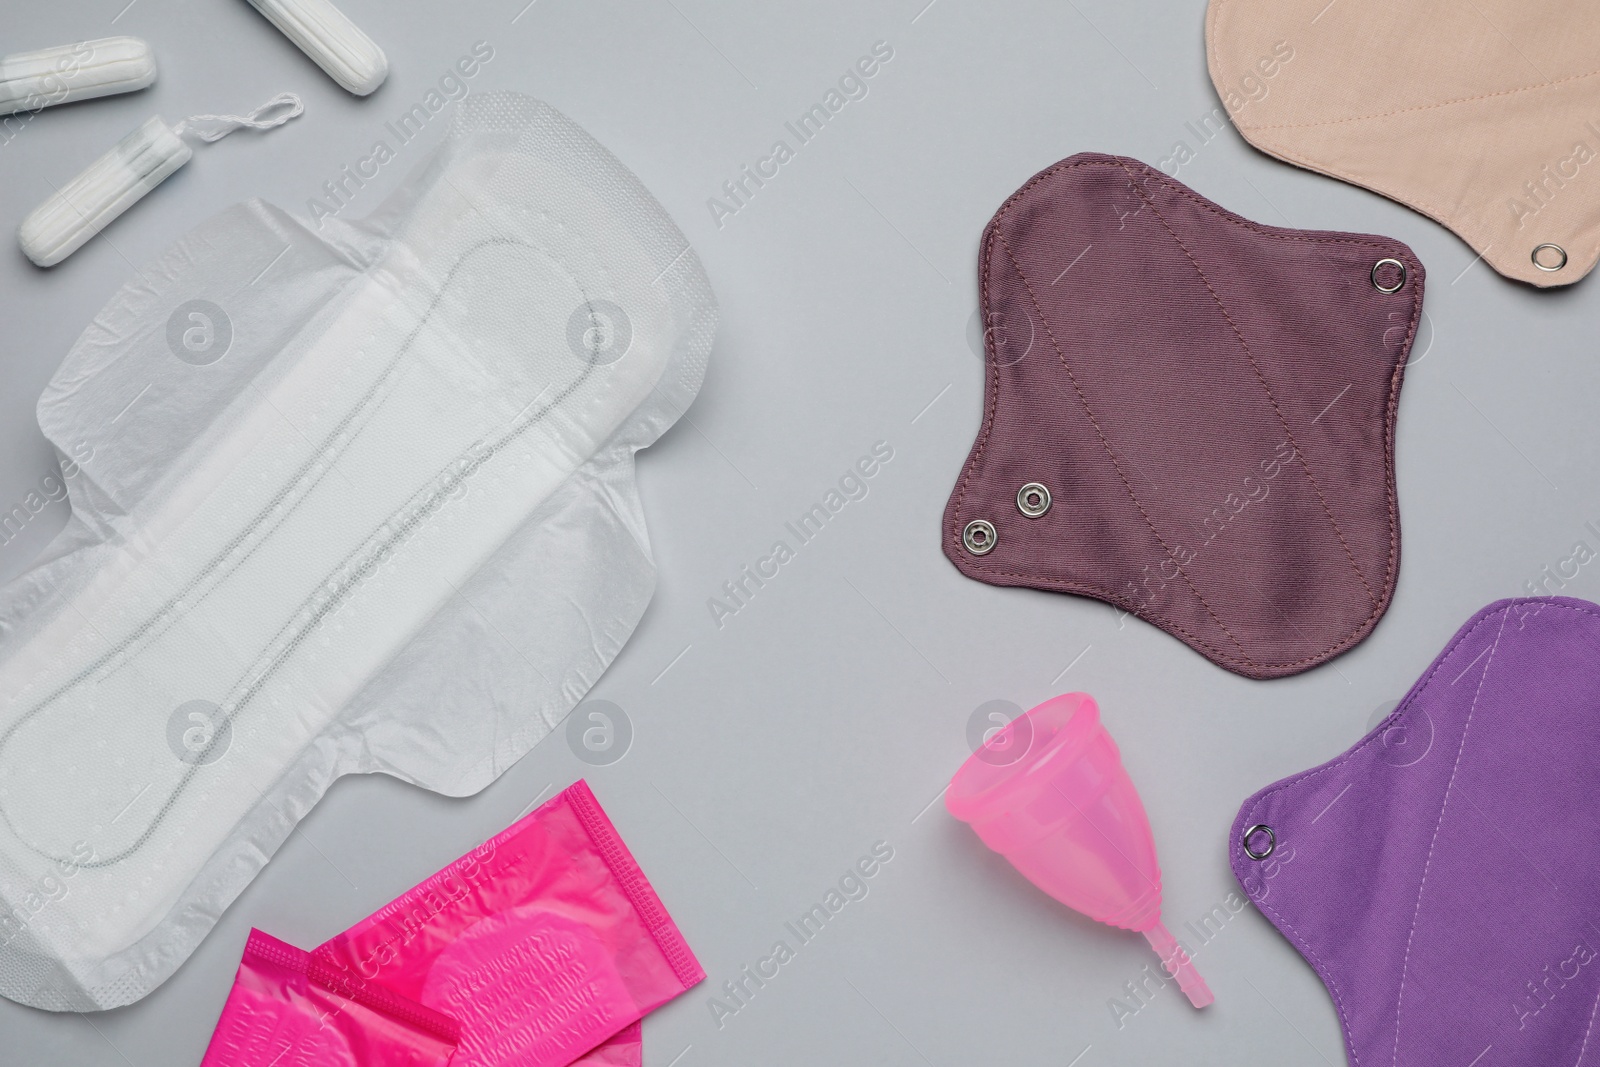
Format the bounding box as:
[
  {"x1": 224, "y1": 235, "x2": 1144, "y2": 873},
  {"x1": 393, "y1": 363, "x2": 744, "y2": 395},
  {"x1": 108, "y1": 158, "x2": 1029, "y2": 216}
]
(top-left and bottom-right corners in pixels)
[{"x1": 1, "y1": 1, "x2": 1596, "y2": 1065}]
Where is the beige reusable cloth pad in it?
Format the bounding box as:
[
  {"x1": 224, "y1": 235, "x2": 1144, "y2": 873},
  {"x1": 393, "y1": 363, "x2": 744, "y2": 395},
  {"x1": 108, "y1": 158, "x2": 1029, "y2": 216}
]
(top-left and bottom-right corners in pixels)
[{"x1": 1207, "y1": 0, "x2": 1600, "y2": 287}]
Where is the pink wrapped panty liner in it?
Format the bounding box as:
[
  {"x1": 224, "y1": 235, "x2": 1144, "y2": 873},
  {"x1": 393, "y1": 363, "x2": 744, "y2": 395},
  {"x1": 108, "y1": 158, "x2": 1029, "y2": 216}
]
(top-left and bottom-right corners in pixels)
[{"x1": 203, "y1": 781, "x2": 701, "y2": 1066}]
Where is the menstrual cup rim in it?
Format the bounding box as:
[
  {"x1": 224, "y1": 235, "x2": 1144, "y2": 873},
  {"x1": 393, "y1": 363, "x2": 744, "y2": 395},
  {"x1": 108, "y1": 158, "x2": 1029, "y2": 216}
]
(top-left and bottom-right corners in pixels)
[{"x1": 945, "y1": 692, "x2": 1101, "y2": 823}]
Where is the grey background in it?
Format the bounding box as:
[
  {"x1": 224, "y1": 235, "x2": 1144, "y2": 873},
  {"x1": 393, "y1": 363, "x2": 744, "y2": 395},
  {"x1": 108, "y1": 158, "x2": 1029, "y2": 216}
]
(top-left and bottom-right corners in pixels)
[{"x1": 0, "y1": 1, "x2": 1593, "y2": 1064}]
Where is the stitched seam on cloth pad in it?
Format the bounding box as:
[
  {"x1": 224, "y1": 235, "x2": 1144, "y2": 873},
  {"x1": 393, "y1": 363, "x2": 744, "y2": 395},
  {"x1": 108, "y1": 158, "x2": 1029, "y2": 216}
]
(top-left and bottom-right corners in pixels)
[
  {"x1": 1208, "y1": 2, "x2": 1600, "y2": 284},
  {"x1": 1390, "y1": 606, "x2": 1507, "y2": 1067},
  {"x1": 954, "y1": 155, "x2": 1410, "y2": 673},
  {"x1": 1242, "y1": 135, "x2": 1479, "y2": 251},
  {"x1": 946, "y1": 161, "x2": 1257, "y2": 665},
  {"x1": 953, "y1": 158, "x2": 1405, "y2": 671},
  {"x1": 1237, "y1": 65, "x2": 1600, "y2": 132},
  {"x1": 1251, "y1": 895, "x2": 1363, "y2": 1067},
  {"x1": 1235, "y1": 601, "x2": 1591, "y2": 1067},
  {"x1": 992, "y1": 229, "x2": 1257, "y2": 669},
  {"x1": 1110, "y1": 157, "x2": 1380, "y2": 609},
  {"x1": 1233, "y1": 132, "x2": 1600, "y2": 286},
  {"x1": 1575, "y1": 986, "x2": 1600, "y2": 1067}
]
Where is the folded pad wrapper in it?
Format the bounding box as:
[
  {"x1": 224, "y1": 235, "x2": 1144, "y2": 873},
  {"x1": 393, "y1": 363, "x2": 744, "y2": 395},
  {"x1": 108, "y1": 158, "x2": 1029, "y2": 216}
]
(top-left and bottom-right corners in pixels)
[
  {"x1": 314, "y1": 780, "x2": 703, "y2": 1067},
  {"x1": 201, "y1": 930, "x2": 461, "y2": 1067}
]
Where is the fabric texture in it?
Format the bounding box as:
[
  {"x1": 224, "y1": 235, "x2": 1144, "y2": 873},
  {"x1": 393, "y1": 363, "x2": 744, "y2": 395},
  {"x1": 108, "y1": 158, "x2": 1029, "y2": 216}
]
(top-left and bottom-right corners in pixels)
[
  {"x1": 1231, "y1": 597, "x2": 1600, "y2": 1067},
  {"x1": 944, "y1": 153, "x2": 1421, "y2": 679},
  {"x1": 1207, "y1": 0, "x2": 1600, "y2": 287},
  {"x1": 0, "y1": 91, "x2": 716, "y2": 1011}
]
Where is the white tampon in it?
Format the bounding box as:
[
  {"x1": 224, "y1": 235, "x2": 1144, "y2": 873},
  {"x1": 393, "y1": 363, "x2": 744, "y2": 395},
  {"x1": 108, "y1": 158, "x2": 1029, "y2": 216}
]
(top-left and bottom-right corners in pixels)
[
  {"x1": 19, "y1": 117, "x2": 189, "y2": 267},
  {"x1": 244, "y1": 0, "x2": 388, "y2": 95},
  {"x1": 18, "y1": 93, "x2": 304, "y2": 268},
  {"x1": 0, "y1": 37, "x2": 157, "y2": 117}
]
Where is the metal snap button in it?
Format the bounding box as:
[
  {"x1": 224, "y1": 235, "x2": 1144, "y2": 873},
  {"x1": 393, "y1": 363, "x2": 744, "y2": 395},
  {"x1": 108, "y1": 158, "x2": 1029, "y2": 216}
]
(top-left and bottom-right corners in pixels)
[
  {"x1": 1016, "y1": 482, "x2": 1051, "y2": 518},
  {"x1": 1533, "y1": 243, "x2": 1568, "y2": 272},
  {"x1": 1370, "y1": 258, "x2": 1406, "y2": 293},
  {"x1": 1242, "y1": 823, "x2": 1275, "y2": 860},
  {"x1": 962, "y1": 519, "x2": 997, "y2": 556}
]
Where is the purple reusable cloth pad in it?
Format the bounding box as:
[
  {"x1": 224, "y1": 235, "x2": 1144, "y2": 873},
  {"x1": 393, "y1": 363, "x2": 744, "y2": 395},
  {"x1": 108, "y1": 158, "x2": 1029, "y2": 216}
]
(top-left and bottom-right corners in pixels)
[
  {"x1": 944, "y1": 153, "x2": 1425, "y2": 679},
  {"x1": 1231, "y1": 597, "x2": 1600, "y2": 1067}
]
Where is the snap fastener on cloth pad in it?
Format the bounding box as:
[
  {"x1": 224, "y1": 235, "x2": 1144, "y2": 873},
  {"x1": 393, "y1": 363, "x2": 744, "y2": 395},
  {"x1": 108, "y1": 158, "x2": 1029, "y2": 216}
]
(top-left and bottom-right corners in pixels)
[
  {"x1": 0, "y1": 92, "x2": 716, "y2": 1011},
  {"x1": 1230, "y1": 597, "x2": 1600, "y2": 1067},
  {"x1": 943, "y1": 153, "x2": 1422, "y2": 679},
  {"x1": 1207, "y1": 0, "x2": 1600, "y2": 288}
]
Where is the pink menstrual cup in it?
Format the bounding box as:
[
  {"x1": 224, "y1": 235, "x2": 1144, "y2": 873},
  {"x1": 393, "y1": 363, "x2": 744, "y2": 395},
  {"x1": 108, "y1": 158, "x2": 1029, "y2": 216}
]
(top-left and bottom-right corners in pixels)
[{"x1": 946, "y1": 693, "x2": 1213, "y2": 1008}]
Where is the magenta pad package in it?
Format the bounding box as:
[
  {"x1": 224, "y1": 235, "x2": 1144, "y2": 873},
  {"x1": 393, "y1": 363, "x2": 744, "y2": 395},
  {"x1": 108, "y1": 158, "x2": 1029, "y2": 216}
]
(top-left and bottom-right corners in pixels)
[
  {"x1": 1231, "y1": 598, "x2": 1600, "y2": 1066},
  {"x1": 201, "y1": 929, "x2": 460, "y2": 1066},
  {"x1": 945, "y1": 152, "x2": 1424, "y2": 679},
  {"x1": 314, "y1": 780, "x2": 702, "y2": 1067}
]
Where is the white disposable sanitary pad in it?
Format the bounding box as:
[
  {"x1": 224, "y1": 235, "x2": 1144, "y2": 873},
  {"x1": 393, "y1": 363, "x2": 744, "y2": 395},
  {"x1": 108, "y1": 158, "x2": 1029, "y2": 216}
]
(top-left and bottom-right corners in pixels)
[{"x1": 0, "y1": 92, "x2": 715, "y2": 1010}]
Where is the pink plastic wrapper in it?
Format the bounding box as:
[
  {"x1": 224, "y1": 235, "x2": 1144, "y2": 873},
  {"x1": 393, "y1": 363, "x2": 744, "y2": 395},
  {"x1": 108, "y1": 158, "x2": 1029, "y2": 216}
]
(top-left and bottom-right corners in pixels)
[
  {"x1": 314, "y1": 780, "x2": 703, "y2": 1067},
  {"x1": 573, "y1": 1020, "x2": 641, "y2": 1065},
  {"x1": 200, "y1": 929, "x2": 460, "y2": 1066}
]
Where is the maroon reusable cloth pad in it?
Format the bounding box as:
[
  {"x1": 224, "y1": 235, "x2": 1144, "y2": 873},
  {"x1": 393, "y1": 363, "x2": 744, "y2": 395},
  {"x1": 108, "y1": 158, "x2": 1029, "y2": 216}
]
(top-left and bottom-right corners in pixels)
[
  {"x1": 1231, "y1": 597, "x2": 1600, "y2": 1067},
  {"x1": 943, "y1": 153, "x2": 1424, "y2": 678}
]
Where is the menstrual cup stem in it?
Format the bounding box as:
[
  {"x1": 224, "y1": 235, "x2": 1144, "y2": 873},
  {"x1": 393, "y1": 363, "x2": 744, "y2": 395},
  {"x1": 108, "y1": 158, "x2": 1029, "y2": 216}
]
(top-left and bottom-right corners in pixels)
[{"x1": 1143, "y1": 921, "x2": 1213, "y2": 1009}]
